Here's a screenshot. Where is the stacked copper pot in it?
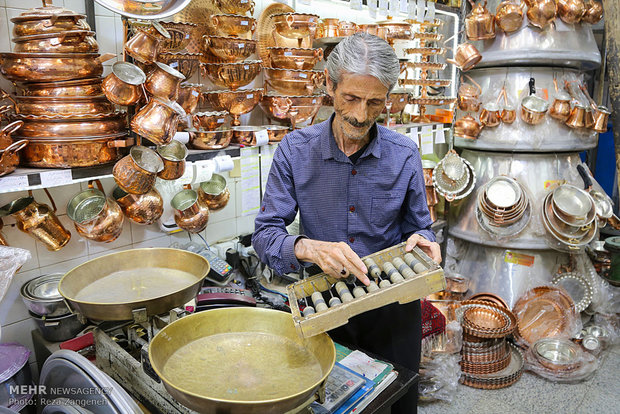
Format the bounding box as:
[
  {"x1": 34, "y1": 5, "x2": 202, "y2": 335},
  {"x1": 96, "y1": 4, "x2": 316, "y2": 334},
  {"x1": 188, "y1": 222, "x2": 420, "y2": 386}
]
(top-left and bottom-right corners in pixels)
[
  {"x1": 259, "y1": 11, "x2": 325, "y2": 133},
  {"x1": 0, "y1": 0, "x2": 129, "y2": 169}
]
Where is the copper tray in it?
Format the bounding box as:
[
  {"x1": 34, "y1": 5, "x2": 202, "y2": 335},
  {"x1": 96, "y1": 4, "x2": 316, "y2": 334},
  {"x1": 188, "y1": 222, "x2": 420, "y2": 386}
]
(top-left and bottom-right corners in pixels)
[
  {"x1": 459, "y1": 300, "x2": 517, "y2": 338},
  {"x1": 460, "y1": 344, "x2": 524, "y2": 390},
  {"x1": 460, "y1": 350, "x2": 511, "y2": 374},
  {"x1": 256, "y1": 2, "x2": 295, "y2": 65},
  {"x1": 469, "y1": 292, "x2": 510, "y2": 309},
  {"x1": 399, "y1": 78, "x2": 451, "y2": 87},
  {"x1": 463, "y1": 307, "x2": 509, "y2": 333}
]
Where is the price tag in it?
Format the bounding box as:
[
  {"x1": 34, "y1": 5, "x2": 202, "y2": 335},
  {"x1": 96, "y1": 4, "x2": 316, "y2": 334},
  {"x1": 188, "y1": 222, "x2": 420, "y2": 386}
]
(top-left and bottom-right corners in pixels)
[
  {"x1": 416, "y1": 0, "x2": 426, "y2": 22},
  {"x1": 191, "y1": 90, "x2": 199, "y2": 97},
  {"x1": 247, "y1": 94, "x2": 254, "y2": 99},
  {"x1": 407, "y1": 0, "x2": 416, "y2": 19},
  {"x1": 312, "y1": 98, "x2": 317, "y2": 104},
  {"x1": 255, "y1": 129, "x2": 269, "y2": 146},
  {"x1": 368, "y1": 0, "x2": 378, "y2": 18},
  {"x1": 504, "y1": 251, "x2": 535, "y2": 267},
  {"x1": 409, "y1": 126, "x2": 419, "y2": 146},
  {"x1": 434, "y1": 126, "x2": 445, "y2": 144},
  {"x1": 244, "y1": 65, "x2": 249, "y2": 69},
  {"x1": 379, "y1": 0, "x2": 388, "y2": 16},
  {"x1": 420, "y1": 125, "x2": 434, "y2": 155},
  {"x1": 400, "y1": 0, "x2": 409, "y2": 14},
  {"x1": 284, "y1": 51, "x2": 293, "y2": 56},
  {"x1": 217, "y1": 118, "x2": 225, "y2": 123},
  {"x1": 241, "y1": 21, "x2": 249, "y2": 26},
  {"x1": 240, "y1": 0, "x2": 248, "y2": 3},
  {"x1": 40, "y1": 170, "x2": 72, "y2": 188},
  {"x1": 0, "y1": 175, "x2": 28, "y2": 191},
  {"x1": 238, "y1": 43, "x2": 245, "y2": 49},
  {"x1": 426, "y1": 1, "x2": 435, "y2": 21},
  {"x1": 185, "y1": 33, "x2": 190, "y2": 39},
  {"x1": 169, "y1": 61, "x2": 179, "y2": 68},
  {"x1": 193, "y1": 159, "x2": 215, "y2": 184},
  {"x1": 389, "y1": 0, "x2": 399, "y2": 15},
  {"x1": 350, "y1": 0, "x2": 362, "y2": 10},
  {"x1": 299, "y1": 73, "x2": 308, "y2": 78}
]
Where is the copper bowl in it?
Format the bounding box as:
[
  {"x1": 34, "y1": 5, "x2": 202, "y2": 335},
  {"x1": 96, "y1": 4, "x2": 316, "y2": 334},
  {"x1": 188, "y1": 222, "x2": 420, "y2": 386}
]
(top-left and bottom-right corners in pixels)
[
  {"x1": 157, "y1": 52, "x2": 202, "y2": 80},
  {"x1": 272, "y1": 13, "x2": 319, "y2": 39},
  {"x1": 187, "y1": 128, "x2": 234, "y2": 150},
  {"x1": 214, "y1": 0, "x2": 255, "y2": 15},
  {"x1": 11, "y1": 9, "x2": 89, "y2": 37},
  {"x1": 377, "y1": 21, "x2": 414, "y2": 43},
  {"x1": 202, "y1": 88, "x2": 263, "y2": 125},
  {"x1": 0, "y1": 52, "x2": 112, "y2": 82},
  {"x1": 260, "y1": 94, "x2": 324, "y2": 128},
  {"x1": 12, "y1": 30, "x2": 98, "y2": 53},
  {"x1": 200, "y1": 60, "x2": 262, "y2": 90},
  {"x1": 264, "y1": 125, "x2": 289, "y2": 142},
  {"x1": 12, "y1": 112, "x2": 127, "y2": 138},
  {"x1": 383, "y1": 90, "x2": 410, "y2": 114},
  {"x1": 11, "y1": 95, "x2": 114, "y2": 117},
  {"x1": 267, "y1": 47, "x2": 323, "y2": 70},
  {"x1": 159, "y1": 21, "x2": 199, "y2": 53},
  {"x1": 231, "y1": 125, "x2": 267, "y2": 146},
  {"x1": 211, "y1": 14, "x2": 256, "y2": 39},
  {"x1": 192, "y1": 111, "x2": 229, "y2": 130},
  {"x1": 203, "y1": 36, "x2": 257, "y2": 63},
  {"x1": 17, "y1": 77, "x2": 104, "y2": 97},
  {"x1": 264, "y1": 67, "x2": 324, "y2": 95}
]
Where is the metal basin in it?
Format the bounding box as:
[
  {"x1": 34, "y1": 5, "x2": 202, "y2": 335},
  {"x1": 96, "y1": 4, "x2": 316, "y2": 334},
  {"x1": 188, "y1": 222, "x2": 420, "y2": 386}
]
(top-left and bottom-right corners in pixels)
[{"x1": 149, "y1": 308, "x2": 335, "y2": 414}]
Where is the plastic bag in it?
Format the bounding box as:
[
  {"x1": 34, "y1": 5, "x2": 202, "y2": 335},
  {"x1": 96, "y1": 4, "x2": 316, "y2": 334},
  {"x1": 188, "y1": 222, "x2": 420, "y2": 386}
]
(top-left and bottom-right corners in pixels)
[
  {"x1": 525, "y1": 338, "x2": 598, "y2": 383},
  {"x1": 0, "y1": 246, "x2": 31, "y2": 303},
  {"x1": 419, "y1": 321, "x2": 462, "y2": 403}
]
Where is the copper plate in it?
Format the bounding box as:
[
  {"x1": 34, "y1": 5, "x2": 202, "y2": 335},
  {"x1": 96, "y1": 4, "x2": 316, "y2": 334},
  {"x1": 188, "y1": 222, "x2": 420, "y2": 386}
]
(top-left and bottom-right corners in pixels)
[
  {"x1": 256, "y1": 2, "x2": 295, "y2": 65},
  {"x1": 469, "y1": 292, "x2": 510, "y2": 310},
  {"x1": 459, "y1": 300, "x2": 517, "y2": 337},
  {"x1": 463, "y1": 307, "x2": 508, "y2": 331},
  {"x1": 460, "y1": 344, "x2": 524, "y2": 389},
  {"x1": 460, "y1": 350, "x2": 511, "y2": 374}
]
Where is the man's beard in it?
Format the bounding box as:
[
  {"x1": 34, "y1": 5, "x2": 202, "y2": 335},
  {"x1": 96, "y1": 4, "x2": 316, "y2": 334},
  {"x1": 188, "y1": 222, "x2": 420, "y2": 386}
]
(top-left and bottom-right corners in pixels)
[{"x1": 337, "y1": 112, "x2": 375, "y2": 141}]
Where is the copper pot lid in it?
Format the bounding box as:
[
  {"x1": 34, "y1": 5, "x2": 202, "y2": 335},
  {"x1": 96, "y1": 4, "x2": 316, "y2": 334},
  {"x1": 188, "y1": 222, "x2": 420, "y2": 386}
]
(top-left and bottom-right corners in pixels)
[
  {"x1": 153, "y1": 61, "x2": 186, "y2": 81},
  {"x1": 112, "y1": 61, "x2": 146, "y2": 85},
  {"x1": 12, "y1": 30, "x2": 96, "y2": 43},
  {"x1": 11, "y1": 3, "x2": 84, "y2": 22},
  {"x1": 130, "y1": 145, "x2": 164, "y2": 174}
]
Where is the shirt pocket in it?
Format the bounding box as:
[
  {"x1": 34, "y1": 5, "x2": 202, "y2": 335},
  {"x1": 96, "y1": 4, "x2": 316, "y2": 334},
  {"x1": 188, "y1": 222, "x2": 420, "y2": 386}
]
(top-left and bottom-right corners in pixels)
[{"x1": 370, "y1": 196, "x2": 402, "y2": 228}]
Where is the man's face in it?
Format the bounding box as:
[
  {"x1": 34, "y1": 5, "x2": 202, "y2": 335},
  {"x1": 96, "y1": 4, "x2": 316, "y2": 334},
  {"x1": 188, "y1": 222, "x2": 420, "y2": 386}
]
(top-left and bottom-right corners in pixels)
[{"x1": 326, "y1": 71, "x2": 389, "y2": 141}]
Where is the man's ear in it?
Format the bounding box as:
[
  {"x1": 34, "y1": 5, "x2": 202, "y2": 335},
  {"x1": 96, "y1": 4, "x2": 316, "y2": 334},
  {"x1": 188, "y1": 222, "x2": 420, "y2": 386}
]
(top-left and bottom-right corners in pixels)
[{"x1": 324, "y1": 68, "x2": 335, "y2": 97}]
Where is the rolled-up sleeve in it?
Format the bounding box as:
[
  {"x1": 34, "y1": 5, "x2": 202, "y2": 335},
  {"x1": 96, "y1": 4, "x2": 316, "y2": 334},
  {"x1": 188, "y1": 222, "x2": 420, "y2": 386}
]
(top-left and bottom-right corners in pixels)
[
  {"x1": 252, "y1": 139, "x2": 304, "y2": 275},
  {"x1": 401, "y1": 150, "x2": 436, "y2": 243}
]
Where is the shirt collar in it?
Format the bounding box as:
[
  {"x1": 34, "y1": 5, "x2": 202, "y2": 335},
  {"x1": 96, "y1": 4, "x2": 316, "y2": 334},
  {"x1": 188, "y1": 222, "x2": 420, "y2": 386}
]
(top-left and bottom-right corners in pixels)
[{"x1": 321, "y1": 113, "x2": 382, "y2": 161}]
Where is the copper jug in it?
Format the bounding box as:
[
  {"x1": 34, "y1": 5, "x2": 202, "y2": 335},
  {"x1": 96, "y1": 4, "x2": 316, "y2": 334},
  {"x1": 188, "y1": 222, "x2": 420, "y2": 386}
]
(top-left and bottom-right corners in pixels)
[
  {"x1": 124, "y1": 29, "x2": 165, "y2": 65},
  {"x1": 131, "y1": 98, "x2": 186, "y2": 145},
  {"x1": 557, "y1": 0, "x2": 586, "y2": 24},
  {"x1": 0, "y1": 189, "x2": 71, "y2": 251},
  {"x1": 565, "y1": 103, "x2": 587, "y2": 129},
  {"x1": 498, "y1": 87, "x2": 516, "y2": 123},
  {"x1": 465, "y1": 0, "x2": 496, "y2": 41},
  {"x1": 447, "y1": 43, "x2": 482, "y2": 72},
  {"x1": 171, "y1": 184, "x2": 210, "y2": 233},
  {"x1": 144, "y1": 61, "x2": 186, "y2": 101},
  {"x1": 548, "y1": 79, "x2": 572, "y2": 122},
  {"x1": 455, "y1": 115, "x2": 483, "y2": 140},
  {"x1": 66, "y1": 179, "x2": 124, "y2": 243},
  {"x1": 581, "y1": 0, "x2": 603, "y2": 24},
  {"x1": 458, "y1": 76, "x2": 482, "y2": 112},
  {"x1": 113, "y1": 186, "x2": 163, "y2": 226},
  {"x1": 589, "y1": 105, "x2": 610, "y2": 133},
  {"x1": 524, "y1": 0, "x2": 557, "y2": 29},
  {"x1": 495, "y1": 0, "x2": 526, "y2": 33}
]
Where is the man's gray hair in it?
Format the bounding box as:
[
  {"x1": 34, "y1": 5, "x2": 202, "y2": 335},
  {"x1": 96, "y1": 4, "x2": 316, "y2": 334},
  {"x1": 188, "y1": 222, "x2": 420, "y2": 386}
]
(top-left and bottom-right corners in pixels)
[{"x1": 326, "y1": 32, "x2": 400, "y2": 92}]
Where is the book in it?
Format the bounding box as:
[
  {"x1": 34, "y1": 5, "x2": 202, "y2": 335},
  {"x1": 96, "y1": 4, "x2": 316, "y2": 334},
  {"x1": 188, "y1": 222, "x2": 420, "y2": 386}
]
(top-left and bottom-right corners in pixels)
[
  {"x1": 350, "y1": 370, "x2": 398, "y2": 413},
  {"x1": 316, "y1": 362, "x2": 367, "y2": 413}
]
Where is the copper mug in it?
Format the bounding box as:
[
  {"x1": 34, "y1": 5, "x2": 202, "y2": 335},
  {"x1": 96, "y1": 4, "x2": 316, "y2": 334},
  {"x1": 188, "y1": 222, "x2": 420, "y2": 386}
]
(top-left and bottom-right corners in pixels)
[
  {"x1": 102, "y1": 62, "x2": 146, "y2": 106},
  {"x1": 144, "y1": 62, "x2": 186, "y2": 101},
  {"x1": 198, "y1": 173, "x2": 231, "y2": 211},
  {"x1": 548, "y1": 92, "x2": 572, "y2": 122},
  {"x1": 112, "y1": 186, "x2": 163, "y2": 225},
  {"x1": 66, "y1": 179, "x2": 124, "y2": 243},
  {"x1": 131, "y1": 98, "x2": 186, "y2": 145},
  {"x1": 495, "y1": 0, "x2": 526, "y2": 33},
  {"x1": 0, "y1": 189, "x2": 71, "y2": 251},
  {"x1": 113, "y1": 146, "x2": 164, "y2": 195},
  {"x1": 447, "y1": 42, "x2": 482, "y2": 72},
  {"x1": 124, "y1": 29, "x2": 165, "y2": 65},
  {"x1": 337, "y1": 21, "x2": 357, "y2": 36},
  {"x1": 524, "y1": 0, "x2": 557, "y2": 29},
  {"x1": 177, "y1": 83, "x2": 202, "y2": 115},
  {"x1": 581, "y1": 0, "x2": 603, "y2": 24},
  {"x1": 157, "y1": 140, "x2": 188, "y2": 180},
  {"x1": 465, "y1": 0, "x2": 496, "y2": 40},
  {"x1": 171, "y1": 184, "x2": 210, "y2": 233},
  {"x1": 565, "y1": 103, "x2": 588, "y2": 129},
  {"x1": 520, "y1": 95, "x2": 549, "y2": 125},
  {"x1": 557, "y1": 0, "x2": 586, "y2": 24}
]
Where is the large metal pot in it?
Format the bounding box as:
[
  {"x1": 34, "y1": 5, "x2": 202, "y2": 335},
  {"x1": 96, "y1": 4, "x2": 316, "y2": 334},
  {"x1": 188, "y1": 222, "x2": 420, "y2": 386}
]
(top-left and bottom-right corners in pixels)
[
  {"x1": 59, "y1": 248, "x2": 210, "y2": 321},
  {"x1": 11, "y1": 1, "x2": 89, "y2": 37},
  {"x1": 12, "y1": 30, "x2": 98, "y2": 53},
  {"x1": 14, "y1": 133, "x2": 131, "y2": 168},
  {"x1": 0, "y1": 52, "x2": 115, "y2": 83},
  {"x1": 29, "y1": 311, "x2": 87, "y2": 342},
  {"x1": 17, "y1": 77, "x2": 104, "y2": 97},
  {"x1": 149, "y1": 308, "x2": 335, "y2": 414},
  {"x1": 12, "y1": 111, "x2": 127, "y2": 138},
  {"x1": 10, "y1": 95, "x2": 114, "y2": 116},
  {"x1": 20, "y1": 273, "x2": 69, "y2": 317}
]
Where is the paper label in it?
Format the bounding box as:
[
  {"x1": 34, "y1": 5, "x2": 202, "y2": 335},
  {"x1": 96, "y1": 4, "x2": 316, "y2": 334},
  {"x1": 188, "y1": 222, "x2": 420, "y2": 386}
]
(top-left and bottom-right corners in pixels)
[
  {"x1": 417, "y1": 0, "x2": 426, "y2": 22},
  {"x1": 420, "y1": 125, "x2": 434, "y2": 155},
  {"x1": 400, "y1": 0, "x2": 409, "y2": 14},
  {"x1": 504, "y1": 251, "x2": 535, "y2": 267},
  {"x1": 299, "y1": 73, "x2": 308, "y2": 78},
  {"x1": 409, "y1": 127, "x2": 419, "y2": 146},
  {"x1": 247, "y1": 93, "x2": 254, "y2": 99},
  {"x1": 434, "y1": 126, "x2": 445, "y2": 144},
  {"x1": 169, "y1": 61, "x2": 179, "y2": 68},
  {"x1": 389, "y1": 0, "x2": 399, "y2": 15},
  {"x1": 408, "y1": 0, "x2": 417, "y2": 19},
  {"x1": 244, "y1": 65, "x2": 249, "y2": 70},
  {"x1": 284, "y1": 51, "x2": 293, "y2": 56},
  {"x1": 312, "y1": 98, "x2": 317, "y2": 104},
  {"x1": 217, "y1": 118, "x2": 225, "y2": 123},
  {"x1": 191, "y1": 90, "x2": 199, "y2": 97},
  {"x1": 193, "y1": 159, "x2": 215, "y2": 184},
  {"x1": 0, "y1": 175, "x2": 28, "y2": 192},
  {"x1": 260, "y1": 144, "x2": 277, "y2": 196},
  {"x1": 214, "y1": 155, "x2": 234, "y2": 173},
  {"x1": 241, "y1": 21, "x2": 249, "y2": 26},
  {"x1": 350, "y1": 0, "x2": 363, "y2": 10},
  {"x1": 241, "y1": 0, "x2": 248, "y2": 3},
  {"x1": 241, "y1": 147, "x2": 261, "y2": 216},
  {"x1": 368, "y1": 0, "x2": 378, "y2": 18},
  {"x1": 238, "y1": 43, "x2": 245, "y2": 49},
  {"x1": 399, "y1": 98, "x2": 405, "y2": 102},
  {"x1": 544, "y1": 179, "x2": 567, "y2": 190},
  {"x1": 255, "y1": 129, "x2": 269, "y2": 146},
  {"x1": 40, "y1": 170, "x2": 72, "y2": 188},
  {"x1": 427, "y1": 1, "x2": 435, "y2": 21}
]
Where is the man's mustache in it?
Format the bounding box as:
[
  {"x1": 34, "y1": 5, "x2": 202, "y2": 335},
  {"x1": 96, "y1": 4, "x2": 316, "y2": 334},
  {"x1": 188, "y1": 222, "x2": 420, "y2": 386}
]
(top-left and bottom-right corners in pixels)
[{"x1": 343, "y1": 116, "x2": 373, "y2": 128}]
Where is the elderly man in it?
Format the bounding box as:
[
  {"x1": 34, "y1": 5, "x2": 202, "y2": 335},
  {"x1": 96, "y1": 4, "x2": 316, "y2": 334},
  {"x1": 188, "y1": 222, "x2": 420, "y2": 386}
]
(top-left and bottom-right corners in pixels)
[{"x1": 253, "y1": 33, "x2": 440, "y2": 413}]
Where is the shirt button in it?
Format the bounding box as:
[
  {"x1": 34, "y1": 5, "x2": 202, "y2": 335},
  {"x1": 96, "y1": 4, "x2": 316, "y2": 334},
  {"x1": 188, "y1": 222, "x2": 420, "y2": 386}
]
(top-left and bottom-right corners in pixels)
[
  {"x1": 261, "y1": 206, "x2": 265, "y2": 211},
  {"x1": 290, "y1": 264, "x2": 296, "y2": 270},
  {"x1": 349, "y1": 206, "x2": 355, "y2": 213},
  {"x1": 351, "y1": 169, "x2": 357, "y2": 176},
  {"x1": 349, "y1": 237, "x2": 355, "y2": 243}
]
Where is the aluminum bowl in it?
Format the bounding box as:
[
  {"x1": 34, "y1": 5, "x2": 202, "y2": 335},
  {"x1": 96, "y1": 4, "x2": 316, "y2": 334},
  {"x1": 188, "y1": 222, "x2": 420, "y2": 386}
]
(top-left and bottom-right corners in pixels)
[
  {"x1": 20, "y1": 273, "x2": 70, "y2": 317},
  {"x1": 260, "y1": 94, "x2": 324, "y2": 128},
  {"x1": 272, "y1": 13, "x2": 319, "y2": 39},
  {"x1": 267, "y1": 47, "x2": 323, "y2": 70},
  {"x1": 200, "y1": 60, "x2": 262, "y2": 90},
  {"x1": 203, "y1": 36, "x2": 257, "y2": 63},
  {"x1": 264, "y1": 67, "x2": 324, "y2": 95},
  {"x1": 187, "y1": 128, "x2": 234, "y2": 150},
  {"x1": 157, "y1": 52, "x2": 202, "y2": 79},
  {"x1": 533, "y1": 338, "x2": 581, "y2": 371},
  {"x1": 211, "y1": 14, "x2": 256, "y2": 39},
  {"x1": 202, "y1": 89, "x2": 263, "y2": 126}
]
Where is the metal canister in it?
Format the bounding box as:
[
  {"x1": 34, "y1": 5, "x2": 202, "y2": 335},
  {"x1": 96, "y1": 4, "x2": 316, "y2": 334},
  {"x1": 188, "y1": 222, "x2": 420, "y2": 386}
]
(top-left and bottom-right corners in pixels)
[{"x1": 603, "y1": 237, "x2": 620, "y2": 284}]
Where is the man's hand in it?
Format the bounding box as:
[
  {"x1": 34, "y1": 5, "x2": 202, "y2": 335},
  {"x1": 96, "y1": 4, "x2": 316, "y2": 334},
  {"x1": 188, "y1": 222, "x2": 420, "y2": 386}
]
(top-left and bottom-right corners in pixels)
[
  {"x1": 405, "y1": 234, "x2": 442, "y2": 263},
  {"x1": 294, "y1": 239, "x2": 370, "y2": 285}
]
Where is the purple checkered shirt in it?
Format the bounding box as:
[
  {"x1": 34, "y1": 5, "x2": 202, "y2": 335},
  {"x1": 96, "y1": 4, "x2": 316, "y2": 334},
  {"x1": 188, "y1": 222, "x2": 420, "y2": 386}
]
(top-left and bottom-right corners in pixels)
[{"x1": 252, "y1": 114, "x2": 435, "y2": 275}]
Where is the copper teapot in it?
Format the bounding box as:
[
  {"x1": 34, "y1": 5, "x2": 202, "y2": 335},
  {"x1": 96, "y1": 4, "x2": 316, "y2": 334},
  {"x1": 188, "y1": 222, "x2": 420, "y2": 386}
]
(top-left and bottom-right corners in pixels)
[
  {"x1": 458, "y1": 76, "x2": 482, "y2": 112},
  {"x1": 465, "y1": 0, "x2": 496, "y2": 41},
  {"x1": 524, "y1": 0, "x2": 557, "y2": 29},
  {"x1": 557, "y1": 0, "x2": 586, "y2": 24},
  {"x1": 495, "y1": 0, "x2": 526, "y2": 33},
  {"x1": 581, "y1": 0, "x2": 603, "y2": 24},
  {"x1": 455, "y1": 114, "x2": 483, "y2": 140}
]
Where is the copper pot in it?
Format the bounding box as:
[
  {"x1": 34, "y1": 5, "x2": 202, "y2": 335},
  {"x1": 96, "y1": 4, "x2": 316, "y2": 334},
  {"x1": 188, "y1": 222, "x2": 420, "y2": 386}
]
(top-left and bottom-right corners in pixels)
[
  {"x1": 125, "y1": 29, "x2": 165, "y2": 65},
  {"x1": 157, "y1": 52, "x2": 202, "y2": 80},
  {"x1": 18, "y1": 77, "x2": 103, "y2": 97},
  {"x1": 264, "y1": 68, "x2": 324, "y2": 95},
  {"x1": 524, "y1": 0, "x2": 557, "y2": 29},
  {"x1": 144, "y1": 62, "x2": 185, "y2": 101},
  {"x1": 13, "y1": 30, "x2": 97, "y2": 53},
  {"x1": 337, "y1": 21, "x2": 357, "y2": 37},
  {"x1": 454, "y1": 115, "x2": 483, "y2": 140},
  {"x1": 465, "y1": 0, "x2": 496, "y2": 41},
  {"x1": 203, "y1": 36, "x2": 257, "y2": 63},
  {"x1": 500, "y1": 105, "x2": 517, "y2": 123},
  {"x1": 376, "y1": 21, "x2": 414, "y2": 44},
  {"x1": 157, "y1": 140, "x2": 188, "y2": 180},
  {"x1": 0, "y1": 188, "x2": 71, "y2": 251},
  {"x1": 203, "y1": 89, "x2": 264, "y2": 126},
  {"x1": 557, "y1": 0, "x2": 586, "y2": 24},
  {"x1": 188, "y1": 129, "x2": 234, "y2": 150},
  {"x1": 357, "y1": 24, "x2": 379, "y2": 36},
  {"x1": 458, "y1": 77, "x2": 482, "y2": 112},
  {"x1": 102, "y1": 62, "x2": 146, "y2": 106},
  {"x1": 200, "y1": 60, "x2": 262, "y2": 90},
  {"x1": 171, "y1": 185, "x2": 210, "y2": 233},
  {"x1": 214, "y1": 0, "x2": 255, "y2": 15},
  {"x1": 113, "y1": 146, "x2": 164, "y2": 195},
  {"x1": 267, "y1": 47, "x2": 323, "y2": 70},
  {"x1": 548, "y1": 92, "x2": 572, "y2": 122},
  {"x1": 231, "y1": 125, "x2": 266, "y2": 146},
  {"x1": 177, "y1": 83, "x2": 202, "y2": 115},
  {"x1": 0, "y1": 120, "x2": 27, "y2": 176},
  {"x1": 447, "y1": 43, "x2": 482, "y2": 72},
  {"x1": 211, "y1": 14, "x2": 256, "y2": 39},
  {"x1": 259, "y1": 93, "x2": 324, "y2": 129},
  {"x1": 192, "y1": 111, "x2": 229, "y2": 130},
  {"x1": 272, "y1": 13, "x2": 319, "y2": 40},
  {"x1": 131, "y1": 98, "x2": 185, "y2": 145},
  {"x1": 112, "y1": 186, "x2": 163, "y2": 226},
  {"x1": 11, "y1": 3, "x2": 88, "y2": 37},
  {"x1": 520, "y1": 95, "x2": 549, "y2": 125},
  {"x1": 13, "y1": 112, "x2": 127, "y2": 138},
  {"x1": 198, "y1": 174, "x2": 230, "y2": 211},
  {"x1": 495, "y1": 0, "x2": 525, "y2": 33},
  {"x1": 263, "y1": 125, "x2": 289, "y2": 142},
  {"x1": 589, "y1": 105, "x2": 610, "y2": 133},
  {"x1": 0, "y1": 52, "x2": 114, "y2": 82},
  {"x1": 15, "y1": 133, "x2": 131, "y2": 168},
  {"x1": 66, "y1": 179, "x2": 124, "y2": 243},
  {"x1": 565, "y1": 103, "x2": 587, "y2": 129},
  {"x1": 10, "y1": 95, "x2": 114, "y2": 116},
  {"x1": 159, "y1": 21, "x2": 198, "y2": 54},
  {"x1": 581, "y1": 0, "x2": 603, "y2": 24},
  {"x1": 479, "y1": 102, "x2": 501, "y2": 127}
]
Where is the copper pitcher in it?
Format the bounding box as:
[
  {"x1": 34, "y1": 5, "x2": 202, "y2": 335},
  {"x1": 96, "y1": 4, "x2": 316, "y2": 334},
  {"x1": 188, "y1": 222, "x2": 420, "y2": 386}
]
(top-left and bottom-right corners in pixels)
[
  {"x1": 589, "y1": 105, "x2": 610, "y2": 133},
  {"x1": 113, "y1": 186, "x2": 163, "y2": 226},
  {"x1": 557, "y1": 0, "x2": 586, "y2": 24},
  {"x1": 144, "y1": 62, "x2": 186, "y2": 101},
  {"x1": 102, "y1": 62, "x2": 146, "y2": 106},
  {"x1": 131, "y1": 98, "x2": 186, "y2": 145},
  {"x1": 524, "y1": 0, "x2": 557, "y2": 29},
  {"x1": 177, "y1": 83, "x2": 202, "y2": 115},
  {"x1": 66, "y1": 179, "x2": 124, "y2": 243},
  {"x1": 455, "y1": 114, "x2": 483, "y2": 140},
  {"x1": 447, "y1": 42, "x2": 482, "y2": 72},
  {"x1": 0, "y1": 188, "x2": 71, "y2": 251},
  {"x1": 124, "y1": 29, "x2": 165, "y2": 65},
  {"x1": 495, "y1": 0, "x2": 526, "y2": 33},
  {"x1": 465, "y1": 0, "x2": 496, "y2": 41},
  {"x1": 157, "y1": 140, "x2": 188, "y2": 181},
  {"x1": 549, "y1": 79, "x2": 572, "y2": 122},
  {"x1": 581, "y1": 0, "x2": 603, "y2": 24},
  {"x1": 171, "y1": 184, "x2": 210, "y2": 233},
  {"x1": 458, "y1": 76, "x2": 482, "y2": 112},
  {"x1": 198, "y1": 173, "x2": 231, "y2": 211},
  {"x1": 565, "y1": 103, "x2": 588, "y2": 129},
  {"x1": 113, "y1": 146, "x2": 164, "y2": 195}
]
